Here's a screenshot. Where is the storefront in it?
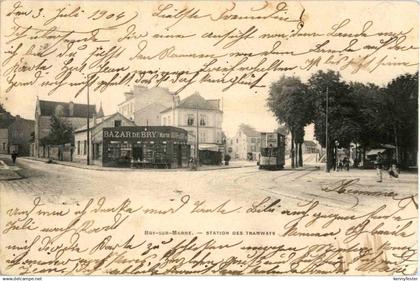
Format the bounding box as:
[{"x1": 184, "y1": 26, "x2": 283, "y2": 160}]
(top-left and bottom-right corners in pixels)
[{"x1": 102, "y1": 126, "x2": 190, "y2": 168}]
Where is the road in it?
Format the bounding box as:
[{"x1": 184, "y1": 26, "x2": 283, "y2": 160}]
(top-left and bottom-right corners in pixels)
[
  {"x1": 0, "y1": 155, "x2": 417, "y2": 213},
  {"x1": 0, "y1": 155, "x2": 418, "y2": 275}
]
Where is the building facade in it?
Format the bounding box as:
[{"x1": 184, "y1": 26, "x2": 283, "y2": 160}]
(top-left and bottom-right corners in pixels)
[
  {"x1": 34, "y1": 99, "x2": 98, "y2": 157},
  {"x1": 8, "y1": 116, "x2": 34, "y2": 156},
  {"x1": 74, "y1": 112, "x2": 135, "y2": 165},
  {"x1": 160, "y1": 93, "x2": 224, "y2": 163},
  {"x1": 0, "y1": 129, "x2": 8, "y2": 154},
  {"x1": 117, "y1": 86, "x2": 177, "y2": 126},
  {"x1": 102, "y1": 126, "x2": 190, "y2": 168},
  {"x1": 232, "y1": 124, "x2": 261, "y2": 160}
]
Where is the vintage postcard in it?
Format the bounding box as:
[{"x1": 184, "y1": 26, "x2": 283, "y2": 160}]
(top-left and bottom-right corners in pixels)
[{"x1": 0, "y1": 0, "x2": 418, "y2": 277}]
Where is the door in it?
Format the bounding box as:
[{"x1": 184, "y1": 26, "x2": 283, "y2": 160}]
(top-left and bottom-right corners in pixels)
[
  {"x1": 177, "y1": 144, "x2": 182, "y2": 167},
  {"x1": 132, "y1": 145, "x2": 143, "y2": 161}
]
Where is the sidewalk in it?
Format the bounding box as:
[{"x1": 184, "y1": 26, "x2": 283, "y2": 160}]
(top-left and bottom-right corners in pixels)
[
  {"x1": 20, "y1": 157, "x2": 257, "y2": 172},
  {"x1": 0, "y1": 158, "x2": 23, "y2": 181}
]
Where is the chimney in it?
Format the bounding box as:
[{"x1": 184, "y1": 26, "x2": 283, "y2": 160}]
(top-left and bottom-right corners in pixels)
[{"x1": 69, "y1": 101, "x2": 74, "y2": 116}]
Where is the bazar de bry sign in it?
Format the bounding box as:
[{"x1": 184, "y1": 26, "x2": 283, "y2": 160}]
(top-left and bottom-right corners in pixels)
[{"x1": 103, "y1": 126, "x2": 188, "y2": 141}]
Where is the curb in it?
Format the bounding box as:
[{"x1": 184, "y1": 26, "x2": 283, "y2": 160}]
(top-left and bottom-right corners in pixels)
[
  {"x1": 0, "y1": 160, "x2": 24, "y2": 181},
  {"x1": 20, "y1": 157, "x2": 257, "y2": 172}
]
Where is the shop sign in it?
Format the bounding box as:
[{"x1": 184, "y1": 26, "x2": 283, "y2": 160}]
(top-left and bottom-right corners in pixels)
[{"x1": 103, "y1": 127, "x2": 187, "y2": 141}]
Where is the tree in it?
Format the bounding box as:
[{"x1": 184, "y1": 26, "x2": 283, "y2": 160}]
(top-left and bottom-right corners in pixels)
[
  {"x1": 348, "y1": 82, "x2": 384, "y2": 165},
  {"x1": 381, "y1": 72, "x2": 418, "y2": 168},
  {"x1": 267, "y1": 76, "x2": 313, "y2": 168},
  {"x1": 308, "y1": 70, "x2": 358, "y2": 171},
  {"x1": 40, "y1": 115, "x2": 74, "y2": 146}
]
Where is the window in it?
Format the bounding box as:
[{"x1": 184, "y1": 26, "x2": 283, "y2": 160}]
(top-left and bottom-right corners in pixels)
[
  {"x1": 114, "y1": 120, "x2": 122, "y2": 127},
  {"x1": 77, "y1": 141, "x2": 80, "y2": 155},
  {"x1": 163, "y1": 117, "x2": 167, "y2": 126},
  {"x1": 83, "y1": 140, "x2": 87, "y2": 155},
  {"x1": 199, "y1": 115, "x2": 207, "y2": 126},
  {"x1": 187, "y1": 114, "x2": 194, "y2": 126},
  {"x1": 251, "y1": 138, "x2": 256, "y2": 143},
  {"x1": 2, "y1": 143, "x2": 5, "y2": 151},
  {"x1": 199, "y1": 131, "x2": 206, "y2": 143}
]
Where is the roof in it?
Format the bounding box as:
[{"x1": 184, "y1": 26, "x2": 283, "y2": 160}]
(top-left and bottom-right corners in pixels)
[
  {"x1": 74, "y1": 112, "x2": 134, "y2": 133},
  {"x1": 161, "y1": 93, "x2": 221, "y2": 113},
  {"x1": 303, "y1": 140, "x2": 318, "y2": 146},
  {"x1": 9, "y1": 117, "x2": 34, "y2": 127},
  {"x1": 366, "y1": 148, "x2": 387, "y2": 156},
  {"x1": 0, "y1": 112, "x2": 15, "y2": 128},
  {"x1": 38, "y1": 100, "x2": 96, "y2": 118},
  {"x1": 239, "y1": 124, "x2": 260, "y2": 137}
]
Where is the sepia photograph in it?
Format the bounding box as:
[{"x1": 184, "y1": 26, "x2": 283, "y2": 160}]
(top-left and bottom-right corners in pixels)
[{"x1": 0, "y1": 0, "x2": 418, "y2": 278}]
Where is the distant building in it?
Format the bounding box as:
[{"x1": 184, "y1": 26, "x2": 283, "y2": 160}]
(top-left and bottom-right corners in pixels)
[
  {"x1": 0, "y1": 111, "x2": 34, "y2": 156},
  {"x1": 160, "y1": 92, "x2": 224, "y2": 164},
  {"x1": 0, "y1": 129, "x2": 8, "y2": 154},
  {"x1": 74, "y1": 112, "x2": 135, "y2": 165},
  {"x1": 0, "y1": 111, "x2": 15, "y2": 154},
  {"x1": 8, "y1": 116, "x2": 34, "y2": 156},
  {"x1": 302, "y1": 140, "x2": 319, "y2": 154},
  {"x1": 118, "y1": 86, "x2": 177, "y2": 126},
  {"x1": 232, "y1": 124, "x2": 261, "y2": 160},
  {"x1": 34, "y1": 99, "x2": 98, "y2": 157}
]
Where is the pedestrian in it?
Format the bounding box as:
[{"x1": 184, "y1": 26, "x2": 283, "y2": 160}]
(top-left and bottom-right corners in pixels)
[
  {"x1": 374, "y1": 152, "x2": 384, "y2": 182},
  {"x1": 11, "y1": 150, "x2": 18, "y2": 164},
  {"x1": 343, "y1": 157, "x2": 350, "y2": 171},
  {"x1": 388, "y1": 159, "x2": 399, "y2": 179}
]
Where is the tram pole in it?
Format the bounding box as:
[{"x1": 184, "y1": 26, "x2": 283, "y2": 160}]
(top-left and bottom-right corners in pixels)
[
  {"x1": 325, "y1": 87, "x2": 329, "y2": 173},
  {"x1": 196, "y1": 107, "x2": 199, "y2": 168},
  {"x1": 86, "y1": 75, "x2": 90, "y2": 166}
]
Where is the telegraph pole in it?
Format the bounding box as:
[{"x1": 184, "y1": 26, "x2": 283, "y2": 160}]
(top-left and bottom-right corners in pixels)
[
  {"x1": 86, "y1": 75, "x2": 90, "y2": 165},
  {"x1": 196, "y1": 107, "x2": 199, "y2": 167},
  {"x1": 325, "y1": 87, "x2": 329, "y2": 173}
]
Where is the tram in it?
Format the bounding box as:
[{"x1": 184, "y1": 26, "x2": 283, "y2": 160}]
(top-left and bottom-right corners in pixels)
[{"x1": 258, "y1": 132, "x2": 286, "y2": 170}]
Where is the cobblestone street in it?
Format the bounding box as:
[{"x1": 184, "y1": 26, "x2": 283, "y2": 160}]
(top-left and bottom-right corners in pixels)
[{"x1": 0, "y1": 155, "x2": 416, "y2": 214}]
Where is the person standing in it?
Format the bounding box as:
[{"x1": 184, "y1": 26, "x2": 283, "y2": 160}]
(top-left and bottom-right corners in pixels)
[
  {"x1": 375, "y1": 152, "x2": 384, "y2": 182},
  {"x1": 11, "y1": 150, "x2": 18, "y2": 164}
]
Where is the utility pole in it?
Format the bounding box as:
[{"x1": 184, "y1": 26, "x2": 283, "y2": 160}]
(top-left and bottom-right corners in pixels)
[
  {"x1": 325, "y1": 87, "x2": 329, "y2": 173},
  {"x1": 196, "y1": 107, "x2": 199, "y2": 167},
  {"x1": 86, "y1": 75, "x2": 90, "y2": 165}
]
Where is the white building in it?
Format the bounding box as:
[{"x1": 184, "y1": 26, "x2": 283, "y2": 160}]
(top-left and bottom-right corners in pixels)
[
  {"x1": 74, "y1": 112, "x2": 135, "y2": 165},
  {"x1": 231, "y1": 124, "x2": 261, "y2": 160},
  {"x1": 160, "y1": 93, "x2": 224, "y2": 160},
  {"x1": 117, "y1": 86, "x2": 177, "y2": 126}
]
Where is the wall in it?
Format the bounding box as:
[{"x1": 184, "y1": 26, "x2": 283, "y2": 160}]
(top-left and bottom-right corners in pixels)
[
  {"x1": 135, "y1": 103, "x2": 167, "y2": 126},
  {"x1": 73, "y1": 115, "x2": 135, "y2": 162},
  {"x1": 0, "y1": 129, "x2": 8, "y2": 154}
]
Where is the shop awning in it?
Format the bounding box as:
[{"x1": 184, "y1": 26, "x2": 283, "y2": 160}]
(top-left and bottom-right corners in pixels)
[
  {"x1": 199, "y1": 144, "x2": 219, "y2": 151},
  {"x1": 366, "y1": 148, "x2": 386, "y2": 156}
]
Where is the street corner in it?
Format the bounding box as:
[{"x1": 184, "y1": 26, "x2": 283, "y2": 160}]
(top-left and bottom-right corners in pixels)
[{"x1": 0, "y1": 160, "x2": 23, "y2": 181}]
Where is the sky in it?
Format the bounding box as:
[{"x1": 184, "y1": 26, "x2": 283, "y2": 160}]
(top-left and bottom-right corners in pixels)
[{"x1": 0, "y1": 0, "x2": 418, "y2": 139}]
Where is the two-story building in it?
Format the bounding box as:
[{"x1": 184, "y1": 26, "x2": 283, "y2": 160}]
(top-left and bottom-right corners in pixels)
[
  {"x1": 160, "y1": 93, "x2": 224, "y2": 164},
  {"x1": 232, "y1": 124, "x2": 261, "y2": 160},
  {"x1": 8, "y1": 116, "x2": 35, "y2": 156},
  {"x1": 117, "y1": 86, "x2": 177, "y2": 126}
]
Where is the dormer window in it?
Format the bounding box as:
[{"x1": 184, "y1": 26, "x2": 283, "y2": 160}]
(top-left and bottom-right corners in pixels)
[{"x1": 114, "y1": 120, "x2": 122, "y2": 127}]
